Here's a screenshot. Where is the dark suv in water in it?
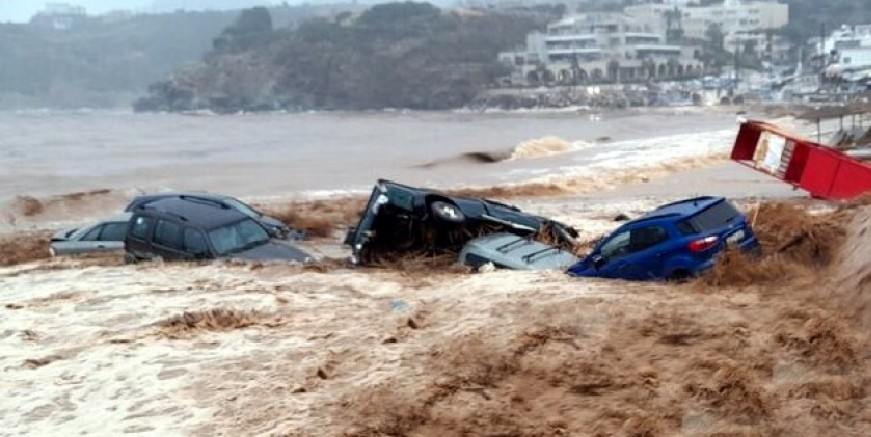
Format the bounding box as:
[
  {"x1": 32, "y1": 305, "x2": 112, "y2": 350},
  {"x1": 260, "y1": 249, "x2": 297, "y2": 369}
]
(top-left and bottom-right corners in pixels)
[
  {"x1": 125, "y1": 197, "x2": 311, "y2": 264},
  {"x1": 125, "y1": 192, "x2": 291, "y2": 239}
]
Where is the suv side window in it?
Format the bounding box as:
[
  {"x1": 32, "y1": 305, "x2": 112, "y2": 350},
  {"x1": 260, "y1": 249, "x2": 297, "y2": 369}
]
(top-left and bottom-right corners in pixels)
[
  {"x1": 100, "y1": 222, "x2": 128, "y2": 241},
  {"x1": 131, "y1": 216, "x2": 152, "y2": 240},
  {"x1": 183, "y1": 228, "x2": 209, "y2": 256},
  {"x1": 628, "y1": 225, "x2": 668, "y2": 253},
  {"x1": 154, "y1": 220, "x2": 184, "y2": 250},
  {"x1": 676, "y1": 221, "x2": 696, "y2": 235},
  {"x1": 600, "y1": 225, "x2": 669, "y2": 259}
]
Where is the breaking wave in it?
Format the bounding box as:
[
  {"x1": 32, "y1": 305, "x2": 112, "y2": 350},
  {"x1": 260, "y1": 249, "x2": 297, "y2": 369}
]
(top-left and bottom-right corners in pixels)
[
  {"x1": 2, "y1": 189, "x2": 132, "y2": 230},
  {"x1": 509, "y1": 136, "x2": 592, "y2": 160},
  {"x1": 448, "y1": 153, "x2": 727, "y2": 198},
  {"x1": 418, "y1": 136, "x2": 593, "y2": 168}
]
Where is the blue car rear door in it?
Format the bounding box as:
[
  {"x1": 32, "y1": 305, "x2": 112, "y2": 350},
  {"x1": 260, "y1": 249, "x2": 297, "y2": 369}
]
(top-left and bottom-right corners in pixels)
[{"x1": 597, "y1": 224, "x2": 671, "y2": 280}]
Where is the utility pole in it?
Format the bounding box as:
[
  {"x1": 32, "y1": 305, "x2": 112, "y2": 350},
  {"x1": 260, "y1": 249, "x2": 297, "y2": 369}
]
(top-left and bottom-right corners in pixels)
[
  {"x1": 733, "y1": 37, "x2": 739, "y2": 95},
  {"x1": 820, "y1": 22, "x2": 827, "y2": 66}
]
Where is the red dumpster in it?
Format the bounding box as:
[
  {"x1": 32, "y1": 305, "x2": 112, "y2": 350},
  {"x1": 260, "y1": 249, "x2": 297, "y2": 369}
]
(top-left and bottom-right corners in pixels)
[{"x1": 730, "y1": 121, "x2": 871, "y2": 200}]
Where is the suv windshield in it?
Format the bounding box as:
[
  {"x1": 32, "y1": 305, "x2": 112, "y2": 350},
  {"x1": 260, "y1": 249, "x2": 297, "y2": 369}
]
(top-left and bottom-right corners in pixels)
[
  {"x1": 680, "y1": 201, "x2": 741, "y2": 234},
  {"x1": 208, "y1": 219, "x2": 270, "y2": 256},
  {"x1": 221, "y1": 197, "x2": 260, "y2": 219}
]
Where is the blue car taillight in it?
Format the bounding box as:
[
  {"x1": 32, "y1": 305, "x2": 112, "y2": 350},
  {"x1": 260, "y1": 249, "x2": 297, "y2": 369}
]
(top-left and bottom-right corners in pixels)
[{"x1": 688, "y1": 235, "x2": 719, "y2": 253}]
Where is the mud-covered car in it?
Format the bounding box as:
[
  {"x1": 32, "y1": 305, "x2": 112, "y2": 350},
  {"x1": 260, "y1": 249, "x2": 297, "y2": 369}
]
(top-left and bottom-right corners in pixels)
[{"x1": 345, "y1": 180, "x2": 579, "y2": 265}]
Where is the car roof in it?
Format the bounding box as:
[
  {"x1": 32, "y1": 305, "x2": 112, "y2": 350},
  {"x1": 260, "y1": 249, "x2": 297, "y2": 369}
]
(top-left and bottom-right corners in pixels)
[
  {"x1": 628, "y1": 196, "x2": 725, "y2": 225},
  {"x1": 137, "y1": 197, "x2": 248, "y2": 230},
  {"x1": 68, "y1": 213, "x2": 133, "y2": 238},
  {"x1": 104, "y1": 212, "x2": 133, "y2": 223},
  {"x1": 130, "y1": 191, "x2": 233, "y2": 205}
]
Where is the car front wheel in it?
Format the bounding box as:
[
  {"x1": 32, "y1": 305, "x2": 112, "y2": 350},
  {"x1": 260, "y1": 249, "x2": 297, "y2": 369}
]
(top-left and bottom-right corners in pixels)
[{"x1": 429, "y1": 200, "x2": 465, "y2": 224}]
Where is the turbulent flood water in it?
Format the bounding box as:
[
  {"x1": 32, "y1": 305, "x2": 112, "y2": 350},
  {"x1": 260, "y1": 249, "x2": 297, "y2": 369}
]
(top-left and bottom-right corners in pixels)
[
  {"x1": 0, "y1": 108, "x2": 741, "y2": 202},
  {"x1": 3, "y1": 108, "x2": 870, "y2": 436}
]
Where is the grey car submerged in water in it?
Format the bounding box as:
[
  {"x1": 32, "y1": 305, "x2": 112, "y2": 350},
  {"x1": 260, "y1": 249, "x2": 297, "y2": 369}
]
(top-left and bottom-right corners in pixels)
[
  {"x1": 458, "y1": 232, "x2": 580, "y2": 270},
  {"x1": 49, "y1": 213, "x2": 132, "y2": 257}
]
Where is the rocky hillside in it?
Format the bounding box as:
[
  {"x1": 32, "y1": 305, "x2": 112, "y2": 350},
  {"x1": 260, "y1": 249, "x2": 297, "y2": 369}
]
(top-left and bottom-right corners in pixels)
[{"x1": 134, "y1": 3, "x2": 552, "y2": 113}]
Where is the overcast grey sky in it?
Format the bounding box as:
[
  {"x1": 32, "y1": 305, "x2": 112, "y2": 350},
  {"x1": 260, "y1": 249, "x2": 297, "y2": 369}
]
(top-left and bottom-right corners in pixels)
[{"x1": 0, "y1": 1, "x2": 291, "y2": 23}]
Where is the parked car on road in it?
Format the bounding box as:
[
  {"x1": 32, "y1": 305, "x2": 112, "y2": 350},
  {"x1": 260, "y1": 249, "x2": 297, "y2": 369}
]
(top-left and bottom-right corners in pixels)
[
  {"x1": 49, "y1": 213, "x2": 132, "y2": 257},
  {"x1": 346, "y1": 179, "x2": 578, "y2": 265},
  {"x1": 567, "y1": 196, "x2": 758, "y2": 281},
  {"x1": 125, "y1": 197, "x2": 311, "y2": 264},
  {"x1": 125, "y1": 192, "x2": 291, "y2": 239}
]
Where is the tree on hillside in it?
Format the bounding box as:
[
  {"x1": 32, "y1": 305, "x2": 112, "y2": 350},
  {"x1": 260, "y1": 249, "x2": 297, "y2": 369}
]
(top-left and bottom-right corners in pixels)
[
  {"x1": 354, "y1": 2, "x2": 447, "y2": 38},
  {"x1": 213, "y1": 7, "x2": 274, "y2": 52},
  {"x1": 700, "y1": 24, "x2": 728, "y2": 74},
  {"x1": 235, "y1": 6, "x2": 273, "y2": 33},
  {"x1": 136, "y1": 2, "x2": 550, "y2": 112},
  {"x1": 664, "y1": 7, "x2": 684, "y2": 43}
]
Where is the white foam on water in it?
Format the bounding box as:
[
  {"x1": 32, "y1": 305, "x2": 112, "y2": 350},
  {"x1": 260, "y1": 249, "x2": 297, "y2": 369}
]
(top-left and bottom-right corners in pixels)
[{"x1": 523, "y1": 128, "x2": 736, "y2": 184}]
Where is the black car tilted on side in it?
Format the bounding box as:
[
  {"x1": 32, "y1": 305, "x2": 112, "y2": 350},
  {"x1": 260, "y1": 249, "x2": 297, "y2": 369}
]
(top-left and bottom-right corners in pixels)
[{"x1": 345, "y1": 179, "x2": 579, "y2": 265}]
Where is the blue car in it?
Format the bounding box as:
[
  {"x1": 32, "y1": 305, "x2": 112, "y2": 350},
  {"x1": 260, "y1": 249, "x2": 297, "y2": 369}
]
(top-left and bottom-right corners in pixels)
[{"x1": 567, "y1": 197, "x2": 759, "y2": 281}]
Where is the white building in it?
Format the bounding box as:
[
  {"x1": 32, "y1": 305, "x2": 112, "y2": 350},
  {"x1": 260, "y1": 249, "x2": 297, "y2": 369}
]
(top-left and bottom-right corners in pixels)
[
  {"x1": 816, "y1": 25, "x2": 871, "y2": 83},
  {"x1": 32, "y1": 3, "x2": 87, "y2": 30},
  {"x1": 45, "y1": 3, "x2": 86, "y2": 15},
  {"x1": 500, "y1": 12, "x2": 702, "y2": 85},
  {"x1": 625, "y1": 0, "x2": 789, "y2": 62},
  {"x1": 679, "y1": 0, "x2": 788, "y2": 39}
]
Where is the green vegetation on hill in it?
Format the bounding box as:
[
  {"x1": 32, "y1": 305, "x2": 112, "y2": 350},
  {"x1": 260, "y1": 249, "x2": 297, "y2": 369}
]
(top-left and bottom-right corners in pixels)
[{"x1": 135, "y1": 2, "x2": 552, "y2": 113}]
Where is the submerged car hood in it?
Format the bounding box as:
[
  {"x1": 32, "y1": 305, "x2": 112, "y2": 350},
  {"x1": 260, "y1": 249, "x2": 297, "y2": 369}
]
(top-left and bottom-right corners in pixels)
[{"x1": 229, "y1": 241, "x2": 312, "y2": 263}]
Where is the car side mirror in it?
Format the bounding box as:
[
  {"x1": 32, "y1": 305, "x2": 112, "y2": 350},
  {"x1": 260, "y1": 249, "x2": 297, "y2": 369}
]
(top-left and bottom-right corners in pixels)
[{"x1": 593, "y1": 255, "x2": 607, "y2": 270}]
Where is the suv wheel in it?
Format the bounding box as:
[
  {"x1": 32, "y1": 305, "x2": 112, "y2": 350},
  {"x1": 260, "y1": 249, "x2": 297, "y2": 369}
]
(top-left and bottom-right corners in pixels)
[
  {"x1": 666, "y1": 269, "x2": 691, "y2": 283},
  {"x1": 429, "y1": 200, "x2": 465, "y2": 224}
]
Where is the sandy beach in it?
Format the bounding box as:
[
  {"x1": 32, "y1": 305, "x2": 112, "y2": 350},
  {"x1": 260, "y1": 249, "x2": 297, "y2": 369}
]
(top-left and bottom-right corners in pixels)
[{"x1": 2, "y1": 109, "x2": 870, "y2": 436}]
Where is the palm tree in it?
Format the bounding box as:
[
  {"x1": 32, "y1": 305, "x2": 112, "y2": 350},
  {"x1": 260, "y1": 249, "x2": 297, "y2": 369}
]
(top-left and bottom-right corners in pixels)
[
  {"x1": 664, "y1": 7, "x2": 684, "y2": 43},
  {"x1": 607, "y1": 59, "x2": 620, "y2": 83}
]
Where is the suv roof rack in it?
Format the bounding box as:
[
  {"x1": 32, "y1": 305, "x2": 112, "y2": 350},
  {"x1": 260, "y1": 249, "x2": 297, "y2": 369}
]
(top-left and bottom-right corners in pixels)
[{"x1": 178, "y1": 194, "x2": 231, "y2": 209}]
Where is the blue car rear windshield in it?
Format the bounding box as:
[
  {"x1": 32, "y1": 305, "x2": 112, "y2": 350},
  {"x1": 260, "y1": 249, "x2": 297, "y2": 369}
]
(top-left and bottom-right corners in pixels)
[{"x1": 678, "y1": 201, "x2": 741, "y2": 234}]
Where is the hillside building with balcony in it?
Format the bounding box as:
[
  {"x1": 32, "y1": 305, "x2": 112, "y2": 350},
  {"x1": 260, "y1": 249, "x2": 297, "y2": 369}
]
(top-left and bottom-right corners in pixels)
[{"x1": 499, "y1": 12, "x2": 702, "y2": 86}]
